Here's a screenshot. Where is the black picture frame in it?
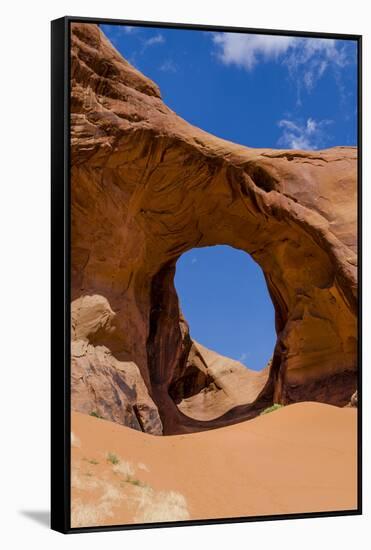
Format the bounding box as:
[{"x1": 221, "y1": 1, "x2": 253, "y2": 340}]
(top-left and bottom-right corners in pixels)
[{"x1": 51, "y1": 15, "x2": 362, "y2": 534}]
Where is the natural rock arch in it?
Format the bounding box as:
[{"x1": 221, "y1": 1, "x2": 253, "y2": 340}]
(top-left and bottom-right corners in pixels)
[{"x1": 70, "y1": 23, "x2": 357, "y2": 434}]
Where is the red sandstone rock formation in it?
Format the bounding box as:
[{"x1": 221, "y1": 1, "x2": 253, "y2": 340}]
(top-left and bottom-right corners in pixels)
[
  {"x1": 172, "y1": 341, "x2": 270, "y2": 421},
  {"x1": 70, "y1": 23, "x2": 358, "y2": 434},
  {"x1": 71, "y1": 296, "x2": 163, "y2": 434}
]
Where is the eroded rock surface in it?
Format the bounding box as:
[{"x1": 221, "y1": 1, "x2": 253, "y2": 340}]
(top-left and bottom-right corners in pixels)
[
  {"x1": 71, "y1": 296, "x2": 163, "y2": 435},
  {"x1": 70, "y1": 23, "x2": 358, "y2": 434},
  {"x1": 171, "y1": 342, "x2": 270, "y2": 421}
]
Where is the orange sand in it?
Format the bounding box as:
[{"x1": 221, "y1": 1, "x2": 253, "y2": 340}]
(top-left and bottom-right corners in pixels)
[{"x1": 71, "y1": 402, "x2": 357, "y2": 528}]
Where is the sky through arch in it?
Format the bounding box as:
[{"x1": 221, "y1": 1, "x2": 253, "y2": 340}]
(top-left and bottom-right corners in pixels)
[{"x1": 174, "y1": 246, "x2": 276, "y2": 371}]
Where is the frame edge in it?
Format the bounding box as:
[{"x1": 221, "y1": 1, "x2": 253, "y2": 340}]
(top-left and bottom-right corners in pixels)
[{"x1": 51, "y1": 15, "x2": 70, "y2": 534}]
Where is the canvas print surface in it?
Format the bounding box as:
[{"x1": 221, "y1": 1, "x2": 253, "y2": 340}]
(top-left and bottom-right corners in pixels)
[{"x1": 69, "y1": 22, "x2": 359, "y2": 528}]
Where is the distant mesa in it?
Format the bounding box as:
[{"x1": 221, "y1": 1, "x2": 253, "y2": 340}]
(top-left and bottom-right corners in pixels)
[{"x1": 70, "y1": 23, "x2": 358, "y2": 435}]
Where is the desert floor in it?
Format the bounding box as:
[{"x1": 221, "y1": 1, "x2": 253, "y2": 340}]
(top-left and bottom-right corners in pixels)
[{"x1": 71, "y1": 402, "x2": 357, "y2": 528}]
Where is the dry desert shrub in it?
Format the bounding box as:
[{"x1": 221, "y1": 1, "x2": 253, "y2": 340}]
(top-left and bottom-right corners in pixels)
[
  {"x1": 71, "y1": 471, "x2": 99, "y2": 491},
  {"x1": 71, "y1": 451, "x2": 189, "y2": 527},
  {"x1": 106, "y1": 452, "x2": 120, "y2": 465},
  {"x1": 100, "y1": 481, "x2": 122, "y2": 503},
  {"x1": 71, "y1": 498, "x2": 113, "y2": 528},
  {"x1": 134, "y1": 488, "x2": 190, "y2": 523},
  {"x1": 71, "y1": 476, "x2": 123, "y2": 527},
  {"x1": 112, "y1": 460, "x2": 135, "y2": 478},
  {"x1": 260, "y1": 403, "x2": 284, "y2": 416},
  {"x1": 83, "y1": 457, "x2": 99, "y2": 465}
]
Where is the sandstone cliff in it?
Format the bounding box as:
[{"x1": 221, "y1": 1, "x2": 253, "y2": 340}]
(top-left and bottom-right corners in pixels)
[
  {"x1": 70, "y1": 23, "x2": 358, "y2": 434},
  {"x1": 71, "y1": 295, "x2": 163, "y2": 435}
]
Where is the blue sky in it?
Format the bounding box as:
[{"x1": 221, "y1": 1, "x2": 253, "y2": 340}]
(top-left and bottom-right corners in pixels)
[
  {"x1": 100, "y1": 24, "x2": 357, "y2": 149},
  {"x1": 174, "y1": 246, "x2": 276, "y2": 370},
  {"x1": 100, "y1": 24, "x2": 357, "y2": 370}
]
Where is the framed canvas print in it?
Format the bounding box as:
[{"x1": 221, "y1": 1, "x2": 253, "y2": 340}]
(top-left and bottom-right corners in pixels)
[{"x1": 51, "y1": 16, "x2": 362, "y2": 533}]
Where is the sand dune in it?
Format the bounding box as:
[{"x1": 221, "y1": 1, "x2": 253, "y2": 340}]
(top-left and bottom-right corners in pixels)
[{"x1": 71, "y1": 402, "x2": 357, "y2": 528}]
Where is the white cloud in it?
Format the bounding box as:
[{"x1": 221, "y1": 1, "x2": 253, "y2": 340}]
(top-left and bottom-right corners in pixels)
[
  {"x1": 213, "y1": 33, "x2": 295, "y2": 70},
  {"x1": 191, "y1": 257, "x2": 197, "y2": 264},
  {"x1": 143, "y1": 34, "x2": 165, "y2": 48},
  {"x1": 159, "y1": 59, "x2": 177, "y2": 73},
  {"x1": 284, "y1": 37, "x2": 347, "y2": 93},
  {"x1": 212, "y1": 33, "x2": 349, "y2": 91},
  {"x1": 101, "y1": 24, "x2": 139, "y2": 43},
  {"x1": 239, "y1": 352, "x2": 249, "y2": 362},
  {"x1": 277, "y1": 117, "x2": 332, "y2": 150},
  {"x1": 121, "y1": 26, "x2": 137, "y2": 34}
]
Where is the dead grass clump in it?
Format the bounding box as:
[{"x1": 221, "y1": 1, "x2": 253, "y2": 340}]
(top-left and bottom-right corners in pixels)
[{"x1": 135, "y1": 489, "x2": 190, "y2": 523}]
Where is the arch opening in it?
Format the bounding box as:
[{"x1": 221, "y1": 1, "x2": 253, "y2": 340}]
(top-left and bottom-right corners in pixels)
[
  {"x1": 149, "y1": 244, "x2": 278, "y2": 426},
  {"x1": 174, "y1": 245, "x2": 276, "y2": 372}
]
